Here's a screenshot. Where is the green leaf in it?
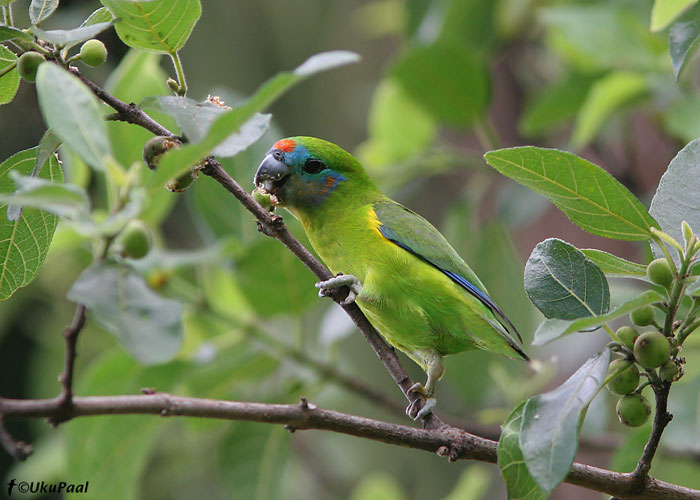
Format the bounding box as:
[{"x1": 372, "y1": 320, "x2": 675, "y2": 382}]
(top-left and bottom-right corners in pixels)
[
  {"x1": 669, "y1": 1, "x2": 700, "y2": 79},
  {"x1": 356, "y1": 78, "x2": 437, "y2": 167},
  {"x1": 219, "y1": 423, "x2": 289, "y2": 500},
  {"x1": 651, "y1": 0, "x2": 696, "y2": 31},
  {"x1": 580, "y1": 248, "x2": 648, "y2": 278},
  {"x1": 391, "y1": 38, "x2": 489, "y2": 128},
  {"x1": 349, "y1": 473, "x2": 406, "y2": 500},
  {"x1": 571, "y1": 71, "x2": 648, "y2": 149},
  {"x1": 29, "y1": 0, "x2": 59, "y2": 25},
  {"x1": 150, "y1": 50, "x2": 360, "y2": 189},
  {"x1": 443, "y1": 465, "x2": 491, "y2": 500},
  {"x1": 524, "y1": 238, "x2": 609, "y2": 320},
  {"x1": 664, "y1": 375, "x2": 700, "y2": 450},
  {"x1": 520, "y1": 349, "x2": 611, "y2": 493},
  {"x1": 8, "y1": 129, "x2": 63, "y2": 221},
  {"x1": 518, "y1": 73, "x2": 597, "y2": 138},
  {"x1": 649, "y1": 138, "x2": 700, "y2": 261},
  {"x1": 440, "y1": 0, "x2": 496, "y2": 51},
  {"x1": 497, "y1": 402, "x2": 547, "y2": 500},
  {"x1": 36, "y1": 63, "x2": 112, "y2": 171},
  {"x1": 541, "y1": 5, "x2": 663, "y2": 72},
  {"x1": 0, "y1": 44, "x2": 19, "y2": 106},
  {"x1": 81, "y1": 6, "x2": 114, "y2": 27},
  {"x1": 0, "y1": 26, "x2": 34, "y2": 43},
  {"x1": 664, "y1": 94, "x2": 700, "y2": 143},
  {"x1": 104, "y1": 49, "x2": 175, "y2": 225},
  {"x1": 234, "y1": 238, "x2": 318, "y2": 317},
  {"x1": 66, "y1": 350, "x2": 186, "y2": 500},
  {"x1": 68, "y1": 261, "x2": 183, "y2": 364},
  {"x1": 484, "y1": 147, "x2": 659, "y2": 240},
  {"x1": 101, "y1": 0, "x2": 202, "y2": 54},
  {"x1": 0, "y1": 171, "x2": 89, "y2": 219},
  {"x1": 533, "y1": 290, "x2": 665, "y2": 345},
  {"x1": 141, "y1": 96, "x2": 271, "y2": 157},
  {"x1": 0, "y1": 148, "x2": 63, "y2": 300},
  {"x1": 29, "y1": 21, "x2": 114, "y2": 48}
]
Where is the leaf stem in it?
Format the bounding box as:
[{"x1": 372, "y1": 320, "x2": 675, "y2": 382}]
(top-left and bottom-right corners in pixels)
[
  {"x1": 474, "y1": 117, "x2": 501, "y2": 152},
  {"x1": 170, "y1": 51, "x2": 187, "y2": 96},
  {"x1": 652, "y1": 235, "x2": 679, "y2": 275},
  {"x1": 7, "y1": 3, "x2": 13, "y2": 26},
  {"x1": 0, "y1": 61, "x2": 17, "y2": 79},
  {"x1": 603, "y1": 323, "x2": 620, "y2": 343}
]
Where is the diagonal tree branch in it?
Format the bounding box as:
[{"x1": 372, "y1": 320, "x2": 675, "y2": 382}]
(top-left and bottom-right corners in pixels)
[
  {"x1": 68, "y1": 66, "x2": 438, "y2": 428},
  {"x1": 1, "y1": 394, "x2": 698, "y2": 500},
  {"x1": 52, "y1": 304, "x2": 87, "y2": 424},
  {"x1": 0, "y1": 66, "x2": 683, "y2": 500}
]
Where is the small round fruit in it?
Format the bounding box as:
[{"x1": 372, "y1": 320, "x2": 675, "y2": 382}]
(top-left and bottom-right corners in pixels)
[
  {"x1": 616, "y1": 326, "x2": 638, "y2": 350},
  {"x1": 616, "y1": 393, "x2": 652, "y2": 427},
  {"x1": 659, "y1": 360, "x2": 679, "y2": 382},
  {"x1": 142, "y1": 136, "x2": 180, "y2": 170},
  {"x1": 17, "y1": 52, "x2": 46, "y2": 82},
  {"x1": 630, "y1": 306, "x2": 655, "y2": 327},
  {"x1": 252, "y1": 187, "x2": 274, "y2": 211},
  {"x1": 647, "y1": 258, "x2": 673, "y2": 287},
  {"x1": 606, "y1": 359, "x2": 640, "y2": 395},
  {"x1": 634, "y1": 331, "x2": 670, "y2": 369},
  {"x1": 115, "y1": 220, "x2": 152, "y2": 259},
  {"x1": 165, "y1": 171, "x2": 197, "y2": 193},
  {"x1": 79, "y1": 39, "x2": 108, "y2": 67}
]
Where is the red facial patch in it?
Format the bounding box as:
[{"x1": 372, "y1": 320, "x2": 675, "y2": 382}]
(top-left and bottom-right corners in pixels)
[{"x1": 273, "y1": 139, "x2": 296, "y2": 152}]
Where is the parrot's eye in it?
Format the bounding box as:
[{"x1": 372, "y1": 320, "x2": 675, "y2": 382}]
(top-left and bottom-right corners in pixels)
[{"x1": 303, "y1": 158, "x2": 325, "y2": 175}]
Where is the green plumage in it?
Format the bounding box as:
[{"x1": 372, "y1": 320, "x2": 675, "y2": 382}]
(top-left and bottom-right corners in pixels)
[{"x1": 254, "y1": 137, "x2": 528, "y2": 414}]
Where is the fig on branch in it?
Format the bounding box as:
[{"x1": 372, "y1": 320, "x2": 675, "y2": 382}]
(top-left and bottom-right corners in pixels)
[
  {"x1": 634, "y1": 331, "x2": 670, "y2": 369},
  {"x1": 616, "y1": 326, "x2": 638, "y2": 350},
  {"x1": 630, "y1": 306, "x2": 655, "y2": 327},
  {"x1": 616, "y1": 393, "x2": 651, "y2": 427},
  {"x1": 647, "y1": 258, "x2": 673, "y2": 287},
  {"x1": 17, "y1": 52, "x2": 46, "y2": 82},
  {"x1": 606, "y1": 359, "x2": 639, "y2": 395},
  {"x1": 142, "y1": 136, "x2": 180, "y2": 171},
  {"x1": 114, "y1": 220, "x2": 152, "y2": 259},
  {"x1": 79, "y1": 39, "x2": 108, "y2": 67}
]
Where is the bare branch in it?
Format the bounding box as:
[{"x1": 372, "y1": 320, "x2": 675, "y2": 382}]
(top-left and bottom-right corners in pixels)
[
  {"x1": 52, "y1": 304, "x2": 87, "y2": 424},
  {"x1": 631, "y1": 381, "x2": 674, "y2": 489},
  {"x1": 1, "y1": 394, "x2": 698, "y2": 500},
  {"x1": 17, "y1": 66, "x2": 693, "y2": 500},
  {"x1": 0, "y1": 417, "x2": 32, "y2": 461}
]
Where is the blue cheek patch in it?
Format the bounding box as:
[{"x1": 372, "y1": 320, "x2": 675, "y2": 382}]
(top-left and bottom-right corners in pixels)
[
  {"x1": 289, "y1": 171, "x2": 346, "y2": 206},
  {"x1": 284, "y1": 145, "x2": 310, "y2": 165}
]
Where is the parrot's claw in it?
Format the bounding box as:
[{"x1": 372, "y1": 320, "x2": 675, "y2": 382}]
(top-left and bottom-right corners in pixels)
[
  {"x1": 406, "y1": 382, "x2": 436, "y2": 420},
  {"x1": 406, "y1": 396, "x2": 436, "y2": 420},
  {"x1": 315, "y1": 274, "x2": 362, "y2": 305}
]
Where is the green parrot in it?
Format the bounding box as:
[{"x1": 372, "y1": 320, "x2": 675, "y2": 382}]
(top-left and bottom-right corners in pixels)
[{"x1": 254, "y1": 137, "x2": 529, "y2": 419}]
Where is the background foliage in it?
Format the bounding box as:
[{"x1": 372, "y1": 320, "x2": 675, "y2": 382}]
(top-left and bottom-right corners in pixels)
[{"x1": 1, "y1": 0, "x2": 700, "y2": 499}]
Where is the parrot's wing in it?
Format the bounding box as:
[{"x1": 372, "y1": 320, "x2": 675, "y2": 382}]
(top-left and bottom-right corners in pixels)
[{"x1": 373, "y1": 200, "x2": 527, "y2": 358}]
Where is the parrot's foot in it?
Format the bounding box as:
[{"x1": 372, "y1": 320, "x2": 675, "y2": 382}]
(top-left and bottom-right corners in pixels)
[
  {"x1": 406, "y1": 382, "x2": 437, "y2": 420},
  {"x1": 315, "y1": 274, "x2": 362, "y2": 305}
]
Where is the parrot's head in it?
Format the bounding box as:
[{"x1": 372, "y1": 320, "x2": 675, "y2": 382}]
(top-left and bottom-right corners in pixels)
[{"x1": 254, "y1": 137, "x2": 374, "y2": 217}]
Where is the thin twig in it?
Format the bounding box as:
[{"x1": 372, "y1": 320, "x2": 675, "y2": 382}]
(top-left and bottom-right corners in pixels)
[
  {"x1": 0, "y1": 417, "x2": 32, "y2": 461},
  {"x1": 245, "y1": 325, "x2": 406, "y2": 416},
  {"x1": 1, "y1": 394, "x2": 698, "y2": 500},
  {"x1": 15, "y1": 66, "x2": 695, "y2": 499},
  {"x1": 52, "y1": 304, "x2": 87, "y2": 423},
  {"x1": 199, "y1": 159, "x2": 440, "y2": 427},
  {"x1": 631, "y1": 382, "x2": 673, "y2": 489}
]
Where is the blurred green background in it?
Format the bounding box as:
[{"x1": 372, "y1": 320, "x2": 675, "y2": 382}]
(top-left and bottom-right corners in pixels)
[{"x1": 1, "y1": 0, "x2": 700, "y2": 499}]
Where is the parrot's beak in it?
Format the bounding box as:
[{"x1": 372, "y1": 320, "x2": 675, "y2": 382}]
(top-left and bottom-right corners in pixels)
[{"x1": 254, "y1": 152, "x2": 290, "y2": 196}]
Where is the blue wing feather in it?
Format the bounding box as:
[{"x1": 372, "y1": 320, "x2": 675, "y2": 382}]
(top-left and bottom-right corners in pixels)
[{"x1": 373, "y1": 200, "x2": 527, "y2": 357}]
